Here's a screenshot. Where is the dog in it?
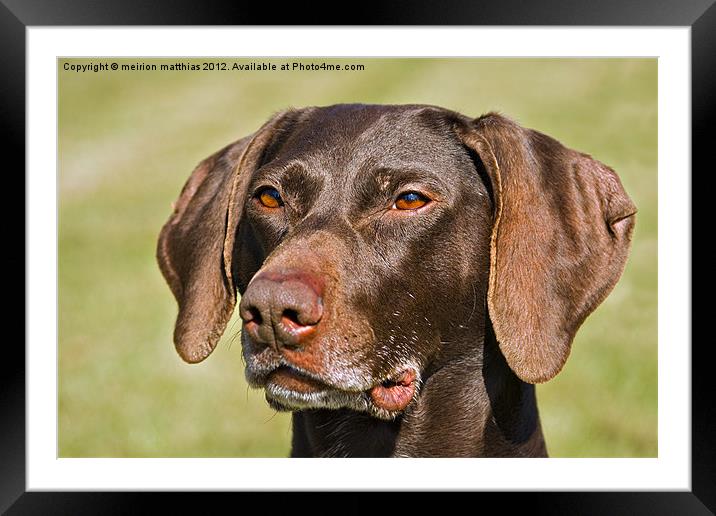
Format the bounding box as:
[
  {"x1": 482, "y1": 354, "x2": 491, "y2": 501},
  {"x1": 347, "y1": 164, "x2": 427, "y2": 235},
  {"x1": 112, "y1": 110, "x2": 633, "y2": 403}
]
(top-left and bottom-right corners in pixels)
[{"x1": 157, "y1": 104, "x2": 636, "y2": 457}]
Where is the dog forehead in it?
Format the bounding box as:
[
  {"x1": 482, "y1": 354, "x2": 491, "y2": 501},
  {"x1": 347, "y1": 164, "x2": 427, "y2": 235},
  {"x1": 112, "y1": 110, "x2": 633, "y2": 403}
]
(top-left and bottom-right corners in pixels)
[{"x1": 274, "y1": 104, "x2": 465, "y2": 175}]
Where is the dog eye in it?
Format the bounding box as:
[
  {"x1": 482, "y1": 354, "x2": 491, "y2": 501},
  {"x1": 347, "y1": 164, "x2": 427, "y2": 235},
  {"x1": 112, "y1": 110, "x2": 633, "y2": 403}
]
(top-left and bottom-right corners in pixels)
[
  {"x1": 393, "y1": 191, "x2": 430, "y2": 210},
  {"x1": 256, "y1": 187, "x2": 283, "y2": 208}
]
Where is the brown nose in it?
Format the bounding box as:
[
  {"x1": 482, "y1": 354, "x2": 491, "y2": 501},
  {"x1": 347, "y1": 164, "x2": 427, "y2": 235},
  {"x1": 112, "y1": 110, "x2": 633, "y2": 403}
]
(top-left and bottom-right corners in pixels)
[{"x1": 239, "y1": 269, "x2": 324, "y2": 350}]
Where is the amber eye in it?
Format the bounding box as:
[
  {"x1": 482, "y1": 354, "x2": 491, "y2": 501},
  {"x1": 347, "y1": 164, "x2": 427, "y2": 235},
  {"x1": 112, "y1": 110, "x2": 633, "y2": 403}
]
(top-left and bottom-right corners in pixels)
[
  {"x1": 257, "y1": 187, "x2": 283, "y2": 208},
  {"x1": 393, "y1": 191, "x2": 430, "y2": 210}
]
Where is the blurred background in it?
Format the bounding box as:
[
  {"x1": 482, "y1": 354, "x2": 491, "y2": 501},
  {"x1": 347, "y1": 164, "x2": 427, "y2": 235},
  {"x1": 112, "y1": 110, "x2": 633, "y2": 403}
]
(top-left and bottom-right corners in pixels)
[{"x1": 59, "y1": 58, "x2": 657, "y2": 457}]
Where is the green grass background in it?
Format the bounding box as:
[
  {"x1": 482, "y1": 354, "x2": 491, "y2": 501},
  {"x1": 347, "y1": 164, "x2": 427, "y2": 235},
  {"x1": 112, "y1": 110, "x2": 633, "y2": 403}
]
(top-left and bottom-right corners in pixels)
[{"x1": 59, "y1": 58, "x2": 657, "y2": 457}]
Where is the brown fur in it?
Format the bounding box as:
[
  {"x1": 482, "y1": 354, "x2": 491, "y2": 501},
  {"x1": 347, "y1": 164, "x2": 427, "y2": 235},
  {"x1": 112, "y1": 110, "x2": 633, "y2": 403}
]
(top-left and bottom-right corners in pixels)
[{"x1": 157, "y1": 104, "x2": 636, "y2": 457}]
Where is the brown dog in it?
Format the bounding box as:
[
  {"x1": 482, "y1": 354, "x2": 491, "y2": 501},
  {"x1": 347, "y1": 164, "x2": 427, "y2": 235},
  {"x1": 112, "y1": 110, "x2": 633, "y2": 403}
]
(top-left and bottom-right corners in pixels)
[{"x1": 157, "y1": 104, "x2": 636, "y2": 457}]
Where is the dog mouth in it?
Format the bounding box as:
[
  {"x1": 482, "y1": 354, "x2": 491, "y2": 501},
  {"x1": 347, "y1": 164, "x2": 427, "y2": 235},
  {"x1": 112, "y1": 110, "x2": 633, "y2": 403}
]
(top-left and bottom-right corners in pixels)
[{"x1": 261, "y1": 365, "x2": 419, "y2": 417}]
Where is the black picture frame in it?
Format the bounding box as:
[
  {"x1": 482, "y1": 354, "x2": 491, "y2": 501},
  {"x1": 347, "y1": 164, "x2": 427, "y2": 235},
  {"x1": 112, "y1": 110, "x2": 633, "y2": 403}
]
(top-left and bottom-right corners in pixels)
[{"x1": 5, "y1": 1, "x2": 708, "y2": 513}]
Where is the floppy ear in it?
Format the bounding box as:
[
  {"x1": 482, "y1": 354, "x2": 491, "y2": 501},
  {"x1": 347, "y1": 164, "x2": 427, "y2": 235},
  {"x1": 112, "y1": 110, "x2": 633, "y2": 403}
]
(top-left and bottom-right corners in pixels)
[
  {"x1": 458, "y1": 113, "x2": 637, "y2": 383},
  {"x1": 157, "y1": 110, "x2": 297, "y2": 363}
]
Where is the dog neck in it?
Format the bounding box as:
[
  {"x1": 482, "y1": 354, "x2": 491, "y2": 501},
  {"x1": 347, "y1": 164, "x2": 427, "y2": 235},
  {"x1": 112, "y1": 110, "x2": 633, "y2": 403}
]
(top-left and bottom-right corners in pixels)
[{"x1": 288, "y1": 320, "x2": 548, "y2": 458}]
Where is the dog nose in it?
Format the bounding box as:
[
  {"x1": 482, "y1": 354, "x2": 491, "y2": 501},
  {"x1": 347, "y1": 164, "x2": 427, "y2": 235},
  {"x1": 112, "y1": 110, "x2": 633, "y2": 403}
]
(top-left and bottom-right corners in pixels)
[{"x1": 239, "y1": 270, "x2": 324, "y2": 349}]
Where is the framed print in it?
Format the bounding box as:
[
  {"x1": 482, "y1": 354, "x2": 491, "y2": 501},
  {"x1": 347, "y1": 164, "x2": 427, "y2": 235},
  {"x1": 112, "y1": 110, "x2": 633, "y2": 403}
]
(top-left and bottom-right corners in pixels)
[{"x1": 6, "y1": 0, "x2": 710, "y2": 513}]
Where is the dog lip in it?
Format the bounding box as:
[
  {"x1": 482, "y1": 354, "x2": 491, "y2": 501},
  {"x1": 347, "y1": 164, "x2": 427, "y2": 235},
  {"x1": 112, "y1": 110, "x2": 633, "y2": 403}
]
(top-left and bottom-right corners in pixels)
[
  {"x1": 368, "y1": 368, "x2": 417, "y2": 412},
  {"x1": 267, "y1": 365, "x2": 331, "y2": 394}
]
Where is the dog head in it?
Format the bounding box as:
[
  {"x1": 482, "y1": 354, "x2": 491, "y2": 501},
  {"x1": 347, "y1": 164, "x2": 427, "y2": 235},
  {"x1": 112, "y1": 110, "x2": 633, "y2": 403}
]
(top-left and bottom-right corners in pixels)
[{"x1": 157, "y1": 104, "x2": 636, "y2": 420}]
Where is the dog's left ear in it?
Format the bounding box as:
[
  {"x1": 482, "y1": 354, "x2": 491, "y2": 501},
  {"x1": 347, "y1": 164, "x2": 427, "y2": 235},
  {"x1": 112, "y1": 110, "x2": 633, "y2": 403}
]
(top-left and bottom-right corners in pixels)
[
  {"x1": 157, "y1": 109, "x2": 299, "y2": 363},
  {"x1": 457, "y1": 113, "x2": 637, "y2": 383}
]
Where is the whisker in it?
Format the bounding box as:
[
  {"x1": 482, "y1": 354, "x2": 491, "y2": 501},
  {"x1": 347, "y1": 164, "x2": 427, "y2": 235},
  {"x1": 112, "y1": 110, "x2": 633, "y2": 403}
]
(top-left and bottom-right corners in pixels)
[{"x1": 263, "y1": 410, "x2": 280, "y2": 424}]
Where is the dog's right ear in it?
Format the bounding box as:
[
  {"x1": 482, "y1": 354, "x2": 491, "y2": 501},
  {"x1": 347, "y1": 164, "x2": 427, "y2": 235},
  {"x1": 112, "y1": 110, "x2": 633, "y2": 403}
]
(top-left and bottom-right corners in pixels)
[{"x1": 157, "y1": 110, "x2": 299, "y2": 363}]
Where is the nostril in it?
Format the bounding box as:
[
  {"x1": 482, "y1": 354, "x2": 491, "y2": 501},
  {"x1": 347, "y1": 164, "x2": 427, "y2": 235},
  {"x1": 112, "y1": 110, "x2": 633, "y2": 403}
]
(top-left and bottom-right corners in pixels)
[
  {"x1": 280, "y1": 305, "x2": 322, "y2": 339},
  {"x1": 246, "y1": 306, "x2": 263, "y2": 326},
  {"x1": 282, "y1": 309, "x2": 301, "y2": 326},
  {"x1": 280, "y1": 309, "x2": 311, "y2": 335},
  {"x1": 281, "y1": 303, "x2": 323, "y2": 329}
]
